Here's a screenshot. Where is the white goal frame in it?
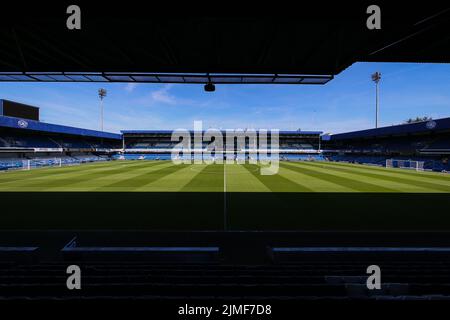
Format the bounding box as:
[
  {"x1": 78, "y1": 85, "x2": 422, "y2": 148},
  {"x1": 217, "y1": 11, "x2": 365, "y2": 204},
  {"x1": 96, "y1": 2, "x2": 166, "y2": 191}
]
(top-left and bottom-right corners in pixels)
[
  {"x1": 20, "y1": 158, "x2": 63, "y2": 171},
  {"x1": 386, "y1": 159, "x2": 425, "y2": 171}
]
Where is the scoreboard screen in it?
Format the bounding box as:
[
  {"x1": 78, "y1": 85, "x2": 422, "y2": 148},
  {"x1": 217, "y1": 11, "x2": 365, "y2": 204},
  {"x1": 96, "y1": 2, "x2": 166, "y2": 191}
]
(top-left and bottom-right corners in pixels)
[{"x1": 0, "y1": 99, "x2": 40, "y2": 121}]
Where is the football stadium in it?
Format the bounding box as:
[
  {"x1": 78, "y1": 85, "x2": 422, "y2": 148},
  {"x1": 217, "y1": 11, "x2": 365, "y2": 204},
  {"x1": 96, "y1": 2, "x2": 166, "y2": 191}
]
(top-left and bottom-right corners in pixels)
[
  {"x1": 1, "y1": 100, "x2": 449, "y2": 194},
  {"x1": 2, "y1": 160, "x2": 450, "y2": 193},
  {"x1": 1, "y1": 99, "x2": 450, "y2": 232},
  {"x1": 2, "y1": 2, "x2": 450, "y2": 308}
]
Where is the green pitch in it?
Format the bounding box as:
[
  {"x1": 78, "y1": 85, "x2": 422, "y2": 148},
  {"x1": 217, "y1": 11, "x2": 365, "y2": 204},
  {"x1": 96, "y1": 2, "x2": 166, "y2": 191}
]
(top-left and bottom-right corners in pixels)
[
  {"x1": 1, "y1": 160, "x2": 450, "y2": 230},
  {"x1": 0, "y1": 160, "x2": 449, "y2": 192}
]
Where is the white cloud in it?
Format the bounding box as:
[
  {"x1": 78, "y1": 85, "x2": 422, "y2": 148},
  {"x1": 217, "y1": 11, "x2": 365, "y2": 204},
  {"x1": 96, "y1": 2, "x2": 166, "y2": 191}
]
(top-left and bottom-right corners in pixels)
[
  {"x1": 151, "y1": 85, "x2": 176, "y2": 104},
  {"x1": 124, "y1": 83, "x2": 138, "y2": 93},
  {"x1": 132, "y1": 84, "x2": 180, "y2": 106}
]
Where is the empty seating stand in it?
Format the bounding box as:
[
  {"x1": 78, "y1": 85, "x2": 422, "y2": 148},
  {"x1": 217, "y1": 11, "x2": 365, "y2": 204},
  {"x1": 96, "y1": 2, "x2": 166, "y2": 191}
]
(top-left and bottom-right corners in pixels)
[
  {"x1": 268, "y1": 246, "x2": 450, "y2": 299},
  {"x1": 3, "y1": 259, "x2": 450, "y2": 299},
  {"x1": 3, "y1": 235, "x2": 450, "y2": 300}
]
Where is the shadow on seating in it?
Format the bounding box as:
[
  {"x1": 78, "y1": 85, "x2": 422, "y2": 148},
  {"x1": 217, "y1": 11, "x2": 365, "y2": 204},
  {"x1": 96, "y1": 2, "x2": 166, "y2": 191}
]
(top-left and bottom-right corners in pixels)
[
  {"x1": 0, "y1": 246, "x2": 39, "y2": 264},
  {"x1": 61, "y1": 237, "x2": 220, "y2": 263}
]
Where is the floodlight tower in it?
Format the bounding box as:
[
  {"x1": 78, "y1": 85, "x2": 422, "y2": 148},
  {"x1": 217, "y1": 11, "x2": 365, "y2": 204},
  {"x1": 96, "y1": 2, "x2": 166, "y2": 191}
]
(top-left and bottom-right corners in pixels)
[
  {"x1": 371, "y1": 72, "x2": 381, "y2": 128},
  {"x1": 98, "y1": 88, "x2": 107, "y2": 131}
]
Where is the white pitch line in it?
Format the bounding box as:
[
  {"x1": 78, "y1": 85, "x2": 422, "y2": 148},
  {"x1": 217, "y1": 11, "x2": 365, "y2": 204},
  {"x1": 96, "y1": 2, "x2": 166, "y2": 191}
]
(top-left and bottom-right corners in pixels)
[
  {"x1": 223, "y1": 163, "x2": 227, "y2": 231},
  {"x1": 224, "y1": 163, "x2": 227, "y2": 193}
]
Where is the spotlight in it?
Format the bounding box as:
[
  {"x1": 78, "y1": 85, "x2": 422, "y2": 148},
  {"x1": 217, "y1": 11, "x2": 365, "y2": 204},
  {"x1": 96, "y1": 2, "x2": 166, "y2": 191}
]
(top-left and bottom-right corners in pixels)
[{"x1": 204, "y1": 82, "x2": 215, "y2": 92}]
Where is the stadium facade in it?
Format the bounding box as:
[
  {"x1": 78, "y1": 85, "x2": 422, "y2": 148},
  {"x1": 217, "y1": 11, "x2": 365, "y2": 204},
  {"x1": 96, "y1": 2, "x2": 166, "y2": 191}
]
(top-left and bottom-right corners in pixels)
[
  {"x1": 1, "y1": 99, "x2": 450, "y2": 171},
  {"x1": 121, "y1": 129, "x2": 323, "y2": 161},
  {"x1": 0, "y1": 100, "x2": 122, "y2": 170}
]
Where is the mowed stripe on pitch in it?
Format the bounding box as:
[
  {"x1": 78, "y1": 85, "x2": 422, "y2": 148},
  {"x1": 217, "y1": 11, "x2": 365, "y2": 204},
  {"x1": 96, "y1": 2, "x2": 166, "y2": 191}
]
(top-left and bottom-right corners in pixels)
[
  {"x1": 180, "y1": 164, "x2": 224, "y2": 192},
  {"x1": 284, "y1": 161, "x2": 423, "y2": 192},
  {"x1": 96, "y1": 162, "x2": 188, "y2": 191},
  {"x1": 225, "y1": 163, "x2": 270, "y2": 192},
  {"x1": 323, "y1": 161, "x2": 450, "y2": 183},
  {"x1": 136, "y1": 164, "x2": 208, "y2": 191},
  {"x1": 0, "y1": 161, "x2": 167, "y2": 191},
  {"x1": 281, "y1": 162, "x2": 397, "y2": 192},
  {"x1": 1, "y1": 160, "x2": 450, "y2": 192},
  {"x1": 279, "y1": 164, "x2": 354, "y2": 192},
  {"x1": 0, "y1": 160, "x2": 133, "y2": 186},
  {"x1": 0, "y1": 161, "x2": 140, "y2": 191},
  {"x1": 301, "y1": 161, "x2": 450, "y2": 192},
  {"x1": 307, "y1": 160, "x2": 450, "y2": 185},
  {"x1": 243, "y1": 164, "x2": 312, "y2": 192},
  {"x1": 43, "y1": 161, "x2": 172, "y2": 191}
]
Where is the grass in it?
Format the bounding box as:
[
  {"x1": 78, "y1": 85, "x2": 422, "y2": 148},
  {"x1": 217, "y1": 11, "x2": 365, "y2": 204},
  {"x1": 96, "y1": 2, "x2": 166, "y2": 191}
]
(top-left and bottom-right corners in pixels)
[
  {"x1": 1, "y1": 160, "x2": 450, "y2": 230},
  {"x1": 0, "y1": 160, "x2": 449, "y2": 192}
]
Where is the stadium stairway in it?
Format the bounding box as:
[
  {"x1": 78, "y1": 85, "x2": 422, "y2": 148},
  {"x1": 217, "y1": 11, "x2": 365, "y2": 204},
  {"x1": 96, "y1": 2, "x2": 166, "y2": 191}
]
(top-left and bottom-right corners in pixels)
[{"x1": 3, "y1": 231, "x2": 450, "y2": 299}]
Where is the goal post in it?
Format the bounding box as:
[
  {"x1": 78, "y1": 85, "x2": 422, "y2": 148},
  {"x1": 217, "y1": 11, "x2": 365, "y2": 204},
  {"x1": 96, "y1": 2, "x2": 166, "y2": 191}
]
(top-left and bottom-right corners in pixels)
[
  {"x1": 386, "y1": 159, "x2": 424, "y2": 171},
  {"x1": 386, "y1": 159, "x2": 393, "y2": 168},
  {"x1": 21, "y1": 159, "x2": 31, "y2": 170},
  {"x1": 21, "y1": 158, "x2": 64, "y2": 170}
]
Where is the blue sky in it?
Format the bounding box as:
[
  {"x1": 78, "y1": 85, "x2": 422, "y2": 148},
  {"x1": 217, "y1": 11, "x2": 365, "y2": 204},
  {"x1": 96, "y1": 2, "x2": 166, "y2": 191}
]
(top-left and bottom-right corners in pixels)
[{"x1": 1, "y1": 62, "x2": 449, "y2": 134}]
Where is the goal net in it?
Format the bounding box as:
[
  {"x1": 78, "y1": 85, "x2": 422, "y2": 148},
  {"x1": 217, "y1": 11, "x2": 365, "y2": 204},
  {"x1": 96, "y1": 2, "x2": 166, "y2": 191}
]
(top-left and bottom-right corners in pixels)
[
  {"x1": 21, "y1": 158, "x2": 63, "y2": 171},
  {"x1": 386, "y1": 159, "x2": 425, "y2": 171}
]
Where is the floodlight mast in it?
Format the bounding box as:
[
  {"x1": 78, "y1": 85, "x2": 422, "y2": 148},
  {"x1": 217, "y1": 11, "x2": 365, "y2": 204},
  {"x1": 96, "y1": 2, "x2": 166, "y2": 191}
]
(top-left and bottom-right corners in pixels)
[
  {"x1": 98, "y1": 88, "x2": 107, "y2": 131},
  {"x1": 371, "y1": 72, "x2": 381, "y2": 128}
]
